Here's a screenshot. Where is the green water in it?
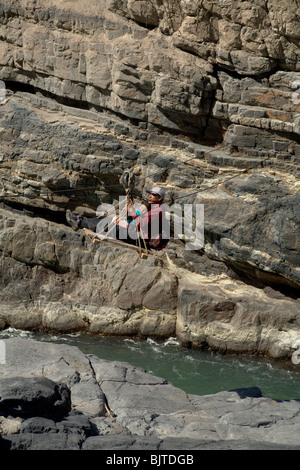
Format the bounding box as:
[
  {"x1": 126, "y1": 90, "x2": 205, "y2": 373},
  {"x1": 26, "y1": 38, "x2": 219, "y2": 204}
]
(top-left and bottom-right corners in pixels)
[{"x1": 1, "y1": 328, "x2": 300, "y2": 401}]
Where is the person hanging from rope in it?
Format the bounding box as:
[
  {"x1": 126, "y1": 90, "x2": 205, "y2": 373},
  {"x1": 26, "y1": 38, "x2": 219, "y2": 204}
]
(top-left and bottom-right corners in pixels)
[
  {"x1": 66, "y1": 199, "x2": 149, "y2": 235},
  {"x1": 66, "y1": 186, "x2": 170, "y2": 251},
  {"x1": 138, "y1": 187, "x2": 169, "y2": 250},
  {"x1": 124, "y1": 186, "x2": 169, "y2": 251},
  {"x1": 107, "y1": 198, "x2": 151, "y2": 247}
]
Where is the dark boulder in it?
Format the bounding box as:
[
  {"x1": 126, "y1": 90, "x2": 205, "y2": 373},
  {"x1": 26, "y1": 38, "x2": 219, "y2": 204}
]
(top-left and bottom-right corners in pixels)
[{"x1": 0, "y1": 376, "x2": 71, "y2": 420}]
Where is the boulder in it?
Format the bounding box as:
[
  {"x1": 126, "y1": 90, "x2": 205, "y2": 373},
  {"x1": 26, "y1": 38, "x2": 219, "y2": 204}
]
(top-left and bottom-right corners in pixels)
[
  {"x1": 176, "y1": 278, "x2": 300, "y2": 357},
  {"x1": 0, "y1": 376, "x2": 71, "y2": 420},
  {"x1": 199, "y1": 173, "x2": 300, "y2": 289}
]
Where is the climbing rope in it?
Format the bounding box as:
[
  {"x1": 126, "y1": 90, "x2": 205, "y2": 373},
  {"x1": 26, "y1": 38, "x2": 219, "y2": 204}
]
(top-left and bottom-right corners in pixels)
[
  {"x1": 121, "y1": 169, "x2": 148, "y2": 257},
  {"x1": 0, "y1": 141, "x2": 283, "y2": 204},
  {"x1": 176, "y1": 155, "x2": 271, "y2": 201},
  {"x1": 138, "y1": 226, "x2": 149, "y2": 259},
  {"x1": 90, "y1": 169, "x2": 148, "y2": 258},
  {"x1": 121, "y1": 168, "x2": 135, "y2": 206}
]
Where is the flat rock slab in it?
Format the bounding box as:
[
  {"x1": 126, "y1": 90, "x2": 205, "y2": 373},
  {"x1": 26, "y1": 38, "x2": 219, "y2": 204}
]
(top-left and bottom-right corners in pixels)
[{"x1": 0, "y1": 338, "x2": 299, "y2": 450}]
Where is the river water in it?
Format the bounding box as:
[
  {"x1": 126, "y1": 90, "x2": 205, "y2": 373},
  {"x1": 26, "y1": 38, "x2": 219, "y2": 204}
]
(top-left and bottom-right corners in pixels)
[{"x1": 1, "y1": 328, "x2": 299, "y2": 401}]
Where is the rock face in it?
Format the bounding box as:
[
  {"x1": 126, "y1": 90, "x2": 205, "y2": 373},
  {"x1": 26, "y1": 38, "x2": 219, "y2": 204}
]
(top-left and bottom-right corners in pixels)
[
  {"x1": 0, "y1": 93, "x2": 300, "y2": 358},
  {"x1": 0, "y1": 338, "x2": 299, "y2": 450},
  {"x1": 0, "y1": 196, "x2": 300, "y2": 358},
  {"x1": 0, "y1": 0, "x2": 299, "y2": 360},
  {"x1": 0, "y1": 0, "x2": 299, "y2": 154}
]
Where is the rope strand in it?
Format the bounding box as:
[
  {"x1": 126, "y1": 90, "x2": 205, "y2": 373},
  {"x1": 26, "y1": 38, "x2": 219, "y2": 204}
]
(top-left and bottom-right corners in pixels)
[{"x1": 0, "y1": 151, "x2": 273, "y2": 202}]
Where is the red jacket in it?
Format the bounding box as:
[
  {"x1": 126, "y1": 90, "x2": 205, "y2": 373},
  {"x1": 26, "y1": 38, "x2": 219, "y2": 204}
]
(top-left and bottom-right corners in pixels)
[{"x1": 132, "y1": 203, "x2": 169, "y2": 250}]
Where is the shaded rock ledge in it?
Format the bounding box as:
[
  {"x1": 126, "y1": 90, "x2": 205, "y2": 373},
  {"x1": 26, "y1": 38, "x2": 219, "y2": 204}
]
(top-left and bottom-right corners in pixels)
[{"x1": 0, "y1": 338, "x2": 299, "y2": 450}]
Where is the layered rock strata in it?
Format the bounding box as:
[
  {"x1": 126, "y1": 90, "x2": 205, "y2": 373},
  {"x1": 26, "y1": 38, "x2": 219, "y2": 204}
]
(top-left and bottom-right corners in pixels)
[{"x1": 0, "y1": 0, "x2": 299, "y2": 156}]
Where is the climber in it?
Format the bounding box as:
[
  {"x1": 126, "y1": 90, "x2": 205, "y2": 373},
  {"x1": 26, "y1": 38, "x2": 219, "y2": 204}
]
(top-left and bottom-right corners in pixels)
[
  {"x1": 66, "y1": 186, "x2": 170, "y2": 251},
  {"x1": 136, "y1": 187, "x2": 169, "y2": 250}
]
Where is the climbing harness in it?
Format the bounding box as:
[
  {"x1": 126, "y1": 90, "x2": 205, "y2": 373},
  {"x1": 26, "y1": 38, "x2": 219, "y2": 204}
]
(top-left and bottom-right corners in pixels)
[
  {"x1": 121, "y1": 168, "x2": 148, "y2": 258},
  {"x1": 84, "y1": 169, "x2": 148, "y2": 259},
  {"x1": 121, "y1": 168, "x2": 135, "y2": 191},
  {"x1": 121, "y1": 168, "x2": 135, "y2": 202}
]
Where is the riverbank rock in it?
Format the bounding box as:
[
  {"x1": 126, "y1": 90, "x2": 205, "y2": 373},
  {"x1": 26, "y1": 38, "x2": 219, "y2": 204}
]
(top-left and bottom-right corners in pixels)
[{"x1": 0, "y1": 338, "x2": 299, "y2": 450}]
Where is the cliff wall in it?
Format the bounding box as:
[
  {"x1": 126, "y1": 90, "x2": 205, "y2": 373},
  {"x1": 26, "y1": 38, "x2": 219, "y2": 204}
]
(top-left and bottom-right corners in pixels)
[
  {"x1": 0, "y1": 0, "x2": 299, "y2": 359},
  {"x1": 0, "y1": 0, "x2": 299, "y2": 155}
]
